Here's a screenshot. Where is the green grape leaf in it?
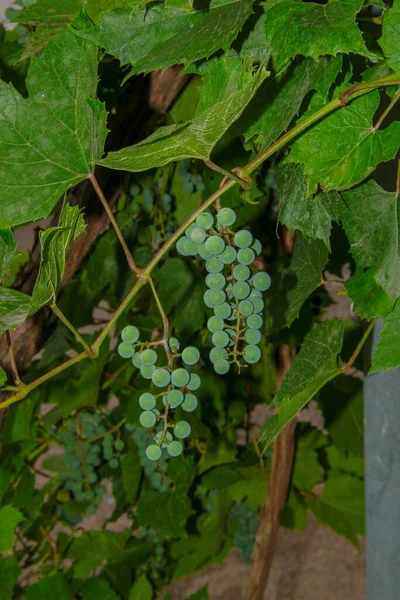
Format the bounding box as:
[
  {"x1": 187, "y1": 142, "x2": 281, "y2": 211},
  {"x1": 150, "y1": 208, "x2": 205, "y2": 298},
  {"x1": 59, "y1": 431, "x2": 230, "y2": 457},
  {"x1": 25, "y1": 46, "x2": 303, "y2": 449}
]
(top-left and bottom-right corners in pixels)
[
  {"x1": 308, "y1": 472, "x2": 364, "y2": 547},
  {"x1": 68, "y1": 531, "x2": 130, "y2": 579},
  {"x1": 265, "y1": 233, "x2": 329, "y2": 332},
  {"x1": 260, "y1": 319, "x2": 344, "y2": 452},
  {"x1": 370, "y1": 303, "x2": 400, "y2": 373},
  {"x1": 75, "y1": 0, "x2": 254, "y2": 76},
  {"x1": 29, "y1": 203, "x2": 86, "y2": 316},
  {"x1": 86, "y1": 0, "x2": 147, "y2": 23},
  {"x1": 121, "y1": 450, "x2": 141, "y2": 503},
  {"x1": 81, "y1": 578, "x2": 120, "y2": 600},
  {"x1": 280, "y1": 488, "x2": 308, "y2": 531},
  {"x1": 291, "y1": 426, "x2": 326, "y2": 492},
  {"x1": 0, "y1": 556, "x2": 20, "y2": 600},
  {"x1": 0, "y1": 28, "x2": 107, "y2": 228},
  {"x1": 0, "y1": 286, "x2": 31, "y2": 334},
  {"x1": 175, "y1": 282, "x2": 206, "y2": 336},
  {"x1": 380, "y1": 0, "x2": 400, "y2": 73},
  {"x1": 129, "y1": 575, "x2": 153, "y2": 600},
  {"x1": 13, "y1": 0, "x2": 83, "y2": 59},
  {"x1": 265, "y1": 0, "x2": 369, "y2": 70},
  {"x1": 157, "y1": 258, "x2": 194, "y2": 313},
  {"x1": 0, "y1": 367, "x2": 6, "y2": 387},
  {"x1": 341, "y1": 179, "x2": 400, "y2": 304},
  {"x1": 287, "y1": 91, "x2": 400, "y2": 194},
  {"x1": 25, "y1": 574, "x2": 70, "y2": 600},
  {"x1": 0, "y1": 229, "x2": 18, "y2": 281},
  {"x1": 0, "y1": 505, "x2": 24, "y2": 553},
  {"x1": 325, "y1": 445, "x2": 364, "y2": 479},
  {"x1": 319, "y1": 376, "x2": 364, "y2": 457},
  {"x1": 345, "y1": 270, "x2": 392, "y2": 320},
  {"x1": 245, "y1": 55, "x2": 343, "y2": 151},
  {"x1": 99, "y1": 68, "x2": 267, "y2": 172},
  {"x1": 235, "y1": 8, "x2": 271, "y2": 63},
  {"x1": 276, "y1": 163, "x2": 342, "y2": 249}
]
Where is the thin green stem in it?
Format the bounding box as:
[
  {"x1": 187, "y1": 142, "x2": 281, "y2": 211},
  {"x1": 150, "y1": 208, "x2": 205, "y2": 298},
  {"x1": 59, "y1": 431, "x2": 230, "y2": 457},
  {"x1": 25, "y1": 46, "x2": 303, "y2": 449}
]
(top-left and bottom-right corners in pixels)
[
  {"x1": 374, "y1": 88, "x2": 400, "y2": 130},
  {"x1": 89, "y1": 173, "x2": 140, "y2": 274},
  {"x1": 5, "y1": 330, "x2": 21, "y2": 386},
  {"x1": 205, "y1": 160, "x2": 252, "y2": 190},
  {"x1": 397, "y1": 159, "x2": 400, "y2": 195},
  {"x1": 2, "y1": 76, "x2": 400, "y2": 411},
  {"x1": 51, "y1": 304, "x2": 95, "y2": 356},
  {"x1": 148, "y1": 276, "x2": 173, "y2": 368},
  {"x1": 340, "y1": 318, "x2": 377, "y2": 373}
]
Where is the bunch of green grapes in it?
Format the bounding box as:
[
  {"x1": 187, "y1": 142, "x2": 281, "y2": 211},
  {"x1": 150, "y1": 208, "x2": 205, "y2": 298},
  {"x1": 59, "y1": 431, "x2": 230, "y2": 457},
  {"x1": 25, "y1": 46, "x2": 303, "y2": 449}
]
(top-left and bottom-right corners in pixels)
[
  {"x1": 139, "y1": 528, "x2": 167, "y2": 580},
  {"x1": 177, "y1": 208, "x2": 271, "y2": 373},
  {"x1": 57, "y1": 412, "x2": 109, "y2": 515},
  {"x1": 230, "y1": 503, "x2": 259, "y2": 564},
  {"x1": 118, "y1": 327, "x2": 201, "y2": 461},
  {"x1": 177, "y1": 160, "x2": 205, "y2": 193},
  {"x1": 126, "y1": 423, "x2": 170, "y2": 492}
]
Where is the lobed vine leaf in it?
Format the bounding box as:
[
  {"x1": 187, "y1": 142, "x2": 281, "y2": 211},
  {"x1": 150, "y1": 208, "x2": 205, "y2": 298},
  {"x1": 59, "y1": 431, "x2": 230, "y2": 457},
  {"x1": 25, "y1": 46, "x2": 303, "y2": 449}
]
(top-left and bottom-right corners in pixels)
[
  {"x1": 341, "y1": 180, "x2": 400, "y2": 305},
  {"x1": 0, "y1": 287, "x2": 31, "y2": 334},
  {"x1": 0, "y1": 28, "x2": 107, "y2": 228},
  {"x1": 245, "y1": 55, "x2": 343, "y2": 151},
  {"x1": 264, "y1": 0, "x2": 369, "y2": 70},
  {"x1": 0, "y1": 367, "x2": 6, "y2": 387},
  {"x1": 276, "y1": 163, "x2": 342, "y2": 249},
  {"x1": 259, "y1": 319, "x2": 345, "y2": 452},
  {"x1": 29, "y1": 203, "x2": 86, "y2": 316},
  {"x1": 68, "y1": 531, "x2": 130, "y2": 579},
  {"x1": 0, "y1": 504, "x2": 24, "y2": 553},
  {"x1": 287, "y1": 91, "x2": 400, "y2": 194},
  {"x1": 128, "y1": 575, "x2": 153, "y2": 600},
  {"x1": 81, "y1": 578, "x2": 120, "y2": 600},
  {"x1": 75, "y1": 0, "x2": 254, "y2": 76},
  {"x1": 345, "y1": 270, "x2": 392, "y2": 321},
  {"x1": 0, "y1": 229, "x2": 18, "y2": 281},
  {"x1": 25, "y1": 574, "x2": 70, "y2": 600},
  {"x1": 380, "y1": 0, "x2": 400, "y2": 74},
  {"x1": 370, "y1": 303, "x2": 400, "y2": 373},
  {"x1": 0, "y1": 556, "x2": 20, "y2": 600},
  {"x1": 265, "y1": 233, "x2": 329, "y2": 332},
  {"x1": 85, "y1": 0, "x2": 148, "y2": 23},
  {"x1": 99, "y1": 68, "x2": 267, "y2": 172}
]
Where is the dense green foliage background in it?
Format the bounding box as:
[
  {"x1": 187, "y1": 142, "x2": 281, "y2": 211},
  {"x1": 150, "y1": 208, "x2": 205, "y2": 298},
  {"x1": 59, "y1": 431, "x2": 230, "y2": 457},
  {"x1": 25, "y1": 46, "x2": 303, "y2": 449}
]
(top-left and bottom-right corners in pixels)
[{"x1": 0, "y1": 0, "x2": 399, "y2": 598}]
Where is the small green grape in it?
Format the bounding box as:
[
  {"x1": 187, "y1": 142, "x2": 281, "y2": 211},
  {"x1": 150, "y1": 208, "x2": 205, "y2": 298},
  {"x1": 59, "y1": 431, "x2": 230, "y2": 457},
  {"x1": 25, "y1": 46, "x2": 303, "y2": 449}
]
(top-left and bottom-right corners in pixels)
[
  {"x1": 207, "y1": 316, "x2": 225, "y2": 333},
  {"x1": 182, "y1": 346, "x2": 200, "y2": 365},
  {"x1": 217, "y1": 207, "x2": 236, "y2": 226},
  {"x1": 152, "y1": 368, "x2": 171, "y2": 387},
  {"x1": 205, "y1": 272, "x2": 226, "y2": 290},
  {"x1": 245, "y1": 329, "x2": 262, "y2": 345},
  {"x1": 250, "y1": 288, "x2": 262, "y2": 298},
  {"x1": 168, "y1": 440, "x2": 183, "y2": 457},
  {"x1": 184, "y1": 238, "x2": 199, "y2": 256},
  {"x1": 165, "y1": 389, "x2": 184, "y2": 408},
  {"x1": 252, "y1": 239, "x2": 262, "y2": 255},
  {"x1": 169, "y1": 337, "x2": 180, "y2": 351},
  {"x1": 214, "y1": 302, "x2": 232, "y2": 319},
  {"x1": 109, "y1": 458, "x2": 119, "y2": 469},
  {"x1": 251, "y1": 296, "x2": 264, "y2": 313},
  {"x1": 253, "y1": 271, "x2": 272, "y2": 291},
  {"x1": 237, "y1": 248, "x2": 256, "y2": 265},
  {"x1": 205, "y1": 235, "x2": 226, "y2": 255},
  {"x1": 204, "y1": 289, "x2": 226, "y2": 307},
  {"x1": 238, "y1": 299, "x2": 254, "y2": 316},
  {"x1": 196, "y1": 212, "x2": 214, "y2": 230},
  {"x1": 214, "y1": 358, "x2": 230, "y2": 374},
  {"x1": 234, "y1": 230, "x2": 253, "y2": 248},
  {"x1": 212, "y1": 330, "x2": 229, "y2": 347},
  {"x1": 247, "y1": 314, "x2": 263, "y2": 330},
  {"x1": 114, "y1": 440, "x2": 125, "y2": 451},
  {"x1": 209, "y1": 346, "x2": 227, "y2": 363},
  {"x1": 174, "y1": 421, "x2": 191, "y2": 439},
  {"x1": 187, "y1": 373, "x2": 201, "y2": 391},
  {"x1": 132, "y1": 353, "x2": 143, "y2": 368},
  {"x1": 198, "y1": 243, "x2": 213, "y2": 260},
  {"x1": 87, "y1": 472, "x2": 98, "y2": 484},
  {"x1": 171, "y1": 368, "x2": 190, "y2": 387},
  {"x1": 205, "y1": 257, "x2": 224, "y2": 273},
  {"x1": 155, "y1": 431, "x2": 173, "y2": 448},
  {"x1": 146, "y1": 445, "x2": 162, "y2": 461},
  {"x1": 189, "y1": 226, "x2": 206, "y2": 244},
  {"x1": 140, "y1": 364, "x2": 156, "y2": 379},
  {"x1": 220, "y1": 246, "x2": 237, "y2": 264},
  {"x1": 121, "y1": 325, "x2": 139, "y2": 343},
  {"x1": 181, "y1": 393, "x2": 198, "y2": 412},
  {"x1": 139, "y1": 392, "x2": 156, "y2": 410},
  {"x1": 140, "y1": 410, "x2": 157, "y2": 428},
  {"x1": 118, "y1": 342, "x2": 135, "y2": 359},
  {"x1": 233, "y1": 264, "x2": 251, "y2": 281},
  {"x1": 140, "y1": 348, "x2": 157, "y2": 365},
  {"x1": 232, "y1": 281, "x2": 250, "y2": 300},
  {"x1": 243, "y1": 344, "x2": 262, "y2": 364},
  {"x1": 177, "y1": 237, "x2": 189, "y2": 256}
]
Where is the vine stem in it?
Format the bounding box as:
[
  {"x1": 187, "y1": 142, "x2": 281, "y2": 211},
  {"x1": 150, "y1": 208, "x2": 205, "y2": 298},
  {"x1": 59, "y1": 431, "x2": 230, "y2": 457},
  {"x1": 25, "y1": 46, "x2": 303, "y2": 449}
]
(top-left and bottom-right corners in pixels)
[
  {"x1": 339, "y1": 318, "x2": 377, "y2": 373},
  {"x1": 5, "y1": 330, "x2": 21, "y2": 386},
  {"x1": 148, "y1": 277, "x2": 173, "y2": 368},
  {"x1": 374, "y1": 88, "x2": 400, "y2": 130},
  {"x1": 89, "y1": 173, "x2": 140, "y2": 274},
  {"x1": 51, "y1": 304, "x2": 95, "y2": 357},
  {"x1": 2, "y1": 75, "x2": 399, "y2": 412}
]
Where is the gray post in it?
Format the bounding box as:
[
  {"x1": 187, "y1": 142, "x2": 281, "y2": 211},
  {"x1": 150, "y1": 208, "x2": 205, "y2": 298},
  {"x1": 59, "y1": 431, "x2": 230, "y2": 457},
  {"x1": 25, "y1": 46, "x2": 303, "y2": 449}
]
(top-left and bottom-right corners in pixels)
[{"x1": 364, "y1": 320, "x2": 400, "y2": 599}]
